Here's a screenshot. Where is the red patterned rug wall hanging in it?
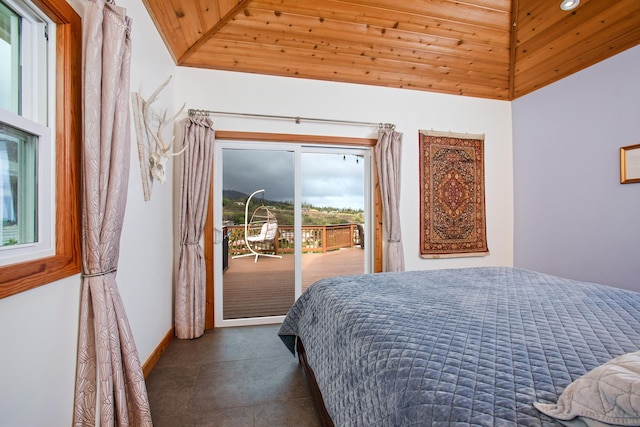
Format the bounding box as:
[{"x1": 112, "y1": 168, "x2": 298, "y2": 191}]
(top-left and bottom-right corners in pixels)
[{"x1": 419, "y1": 130, "x2": 489, "y2": 258}]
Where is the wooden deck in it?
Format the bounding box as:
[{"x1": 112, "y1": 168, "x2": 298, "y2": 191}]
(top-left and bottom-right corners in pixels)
[{"x1": 222, "y1": 247, "x2": 364, "y2": 319}]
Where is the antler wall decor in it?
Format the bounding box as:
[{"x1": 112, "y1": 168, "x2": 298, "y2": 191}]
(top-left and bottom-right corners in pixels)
[{"x1": 131, "y1": 76, "x2": 186, "y2": 200}]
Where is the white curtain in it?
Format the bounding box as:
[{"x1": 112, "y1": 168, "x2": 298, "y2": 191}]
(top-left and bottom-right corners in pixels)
[
  {"x1": 73, "y1": 1, "x2": 152, "y2": 425},
  {"x1": 375, "y1": 128, "x2": 405, "y2": 272},
  {"x1": 175, "y1": 115, "x2": 215, "y2": 339}
]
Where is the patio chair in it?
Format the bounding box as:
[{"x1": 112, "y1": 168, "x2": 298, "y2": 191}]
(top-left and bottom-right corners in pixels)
[
  {"x1": 233, "y1": 189, "x2": 282, "y2": 263},
  {"x1": 247, "y1": 222, "x2": 278, "y2": 247}
]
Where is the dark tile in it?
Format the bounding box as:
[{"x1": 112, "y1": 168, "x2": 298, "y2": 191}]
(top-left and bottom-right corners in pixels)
[
  {"x1": 194, "y1": 406, "x2": 254, "y2": 427},
  {"x1": 146, "y1": 325, "x2": 322, "y2": 427},
  {"x1": 154, "y1": 338, "x2": 200, "y2": 368},
  {"x1": 149, "y1": 391, "x2": 189, "y2": 423},
  {"x1": 190, "y1": 324, "x2": 291, "y2": 363},
  {"x1": 147, "y1": 364, "x2": 199, "y2": 390},
  {"x1": 190, "y1": 356, "x2": 310, "y2": 408},
  {"x1": 152, "y1": 415, "x2": 197, "y2": 427},
  {"x1": 147, "y1": 365, "x2": 199, "y2": 420},
  {"x1": 254, "y1": 397, "x2": 322, "y2": 427}
]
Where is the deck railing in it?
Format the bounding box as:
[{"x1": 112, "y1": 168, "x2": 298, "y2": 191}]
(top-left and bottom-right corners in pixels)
[{"x1": 226, "y1": 223, "x2": 363, "y2": 256}]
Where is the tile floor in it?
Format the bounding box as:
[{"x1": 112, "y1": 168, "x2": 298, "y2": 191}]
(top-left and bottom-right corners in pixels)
[{"x1": 146, "y1": 324, "x2": 322, "y2": 427}]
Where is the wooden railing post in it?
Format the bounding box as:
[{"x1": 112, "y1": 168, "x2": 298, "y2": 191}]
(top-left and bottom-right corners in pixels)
[
  {"x1": 322, "y1": 226, "x2": 327, "y2": 253},
  {"x1": 350, "y1": 224, "x2": 355, "y2": 248},
  {"x1": 274, "y1": 229, "x2": 279, "y2": 255}
]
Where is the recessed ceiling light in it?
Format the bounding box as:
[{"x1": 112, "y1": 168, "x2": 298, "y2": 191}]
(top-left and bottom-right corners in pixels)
[{"x1": 560, "y1": 0, "x2": 580, "y2": 11}]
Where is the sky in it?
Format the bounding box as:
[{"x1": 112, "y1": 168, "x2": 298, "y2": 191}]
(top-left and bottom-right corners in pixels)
[
  {"x1": 223, "y1": 149, "x2": 365, "y2": 211},
  {"x1": 0, "y1": 40, "x2": 13, "y2": 112}
]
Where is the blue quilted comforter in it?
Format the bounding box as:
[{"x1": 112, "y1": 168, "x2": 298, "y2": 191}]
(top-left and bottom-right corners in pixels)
[{"x1": 278, "y1": 267, "x2": 640, "y2": 426}]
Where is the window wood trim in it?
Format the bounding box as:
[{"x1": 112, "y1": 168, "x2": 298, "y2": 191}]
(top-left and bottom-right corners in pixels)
[
  {"x1": 203, "y1": 130, "x2": 382, "y2": 328},
  {"x1": 0, "y1": 0, "x2": 81, "y2": 299}
]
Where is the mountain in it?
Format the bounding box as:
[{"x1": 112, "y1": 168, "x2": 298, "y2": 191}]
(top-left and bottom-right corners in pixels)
[{"x1": 222, "y1": 189, "x2": 248, "y2": 201}]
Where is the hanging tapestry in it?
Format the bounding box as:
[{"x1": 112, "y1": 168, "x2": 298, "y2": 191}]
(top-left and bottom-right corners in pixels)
[{"x1": 419, "y1": 130, "x2": 489, "y2": 258}]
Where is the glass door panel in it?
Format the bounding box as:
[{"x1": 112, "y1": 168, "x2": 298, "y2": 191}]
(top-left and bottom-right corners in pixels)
[
  {"x1": 220, "y1": 147, "x2": 295, "y2": 321},
  {"x1": 300, "y1": 151, "x2": 366, "y2": 292}
]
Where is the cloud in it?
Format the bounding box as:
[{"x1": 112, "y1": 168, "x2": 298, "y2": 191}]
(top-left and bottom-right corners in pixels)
[
  {"x1": 222, "y1": 149, "x2": 364, "y2": 210},
  {"x1": 223, "y1": 149, "x2": 295, "y2": 202},
  {"x1": 301, "y1": 153, "x2": 364, "y2": 210}
]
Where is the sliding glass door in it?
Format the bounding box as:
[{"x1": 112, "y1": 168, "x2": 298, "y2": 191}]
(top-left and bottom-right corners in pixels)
[
  {"x1": 214, "y1": 141, "x2": 371, "y2": 327},
  {"x1": 300, "y1": 149, "x2": 369, "y2": 292}
]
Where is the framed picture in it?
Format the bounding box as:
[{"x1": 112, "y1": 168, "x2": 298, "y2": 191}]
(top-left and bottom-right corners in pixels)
[{"x1": 620, "y1": 144, "x2": 640, "y2": 184}]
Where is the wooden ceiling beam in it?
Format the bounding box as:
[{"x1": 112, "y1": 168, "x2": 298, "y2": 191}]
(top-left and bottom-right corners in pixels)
[
  {"x1": 515, "y1": 0, "x2": 595, "y2": 46},
  {"x1": 187, "y1": 39, "x2": 509, "y2": 91},
  {"x1": 183, "y1": 51, "x2": 510, "y2": 98},
  {"x1": 233, "y1": 8, "x2": 510, "y2": 59},
  {"x1": 143, "y1": 0, "x2": 640, "y2": 100},
  {"x1": 143, "y1": 0, "x2": 191, "y2": 60},
  {"x1": 513, "y1": 25, "x2": 640, "y2": 97},
  {"x1": 215, "y1": 24, "x2": 510, "y2": 76},
  {"x1": 178, "y1": 0, "x2": 252, "y2": 64},
  {"x1": 516, "y1": 0, "x2": 629, "y2": 54},
  {"x1": 249, "y1": 0, "x2": 510, "y2": 45},
  {"x1": 515, "y1": 7, "x2": 640, "y2": 77},
  {"x1": 337, "y1": 0, "x2": 511, "y2": 30}
]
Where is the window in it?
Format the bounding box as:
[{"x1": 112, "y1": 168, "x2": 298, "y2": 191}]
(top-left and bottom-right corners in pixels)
[
  {"x1": 1, "y1": 0, "x2": 47, "y2": 259},
  {"x1": 0, "y1": 1, "x2": 20, "y2": 114},
  {"x1": 0, "y1": 0, "x2": 80, "y2": 298},
  {"x1": 1, "y1": 122, "x2": 38, "y2": 248},
  {"x1": 0, "y1": 0, "x2": 55, "y2": 266}
]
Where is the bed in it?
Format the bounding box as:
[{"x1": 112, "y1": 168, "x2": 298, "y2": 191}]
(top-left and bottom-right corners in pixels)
[{"x1": 278, "y1": 267, "x2": 640, "y2": 426}]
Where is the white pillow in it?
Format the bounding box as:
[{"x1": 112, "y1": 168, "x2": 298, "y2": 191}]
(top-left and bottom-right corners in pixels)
[{"x1": 534, "y1": 351, "x2": 640, "y2": 427}]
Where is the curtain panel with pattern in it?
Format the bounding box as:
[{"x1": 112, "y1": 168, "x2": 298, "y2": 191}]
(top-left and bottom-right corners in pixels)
[{"x1": 73, "y1": 1, "x2": 152, "y2": 425}]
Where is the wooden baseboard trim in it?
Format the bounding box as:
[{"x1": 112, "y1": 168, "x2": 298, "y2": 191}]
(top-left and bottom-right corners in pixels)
[{"x1": 142, "y1": 327, "x2": 174, "y2": 378}]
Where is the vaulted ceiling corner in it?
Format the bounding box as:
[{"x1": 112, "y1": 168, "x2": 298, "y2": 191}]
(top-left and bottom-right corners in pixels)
[{"x1": 143, "y1": 0, "x2": 640, "y2": 100}]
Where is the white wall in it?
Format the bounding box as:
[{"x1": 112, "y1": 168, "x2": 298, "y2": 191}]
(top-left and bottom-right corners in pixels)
[
  {"x1": 0, "y1": 1, "x2": 177, "y2": 425},
  {"x1": 175, "y1": 68, "x2": 514, "y2": 271},
  {"x1": 0, "y1": 276, "x2": 80, "y2": 426},
  {"x1": 513, "y1": 45, "x2": 640, "y2": 291},
  {"x1": 120, "y1": 0, "x2": 176, "y2": 368}
]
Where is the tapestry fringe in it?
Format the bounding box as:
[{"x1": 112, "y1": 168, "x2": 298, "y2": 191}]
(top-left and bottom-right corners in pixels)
[
  {"x1": 419, "y1": 129, "x2": 485, "y2": 141},
  {"x1": 421, "y1": 251, "x2": 490, "y2": 259}
]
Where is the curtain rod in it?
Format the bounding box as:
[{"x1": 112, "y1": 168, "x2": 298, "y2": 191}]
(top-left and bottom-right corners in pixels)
[{"x1": 188, "y1": 108, "x2": 395, "y2": 130}]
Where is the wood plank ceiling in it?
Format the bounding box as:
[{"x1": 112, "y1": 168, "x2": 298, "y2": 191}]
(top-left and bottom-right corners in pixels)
[{"x1": 143, "y1": 0, "x2": 640, "y2": 100}]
